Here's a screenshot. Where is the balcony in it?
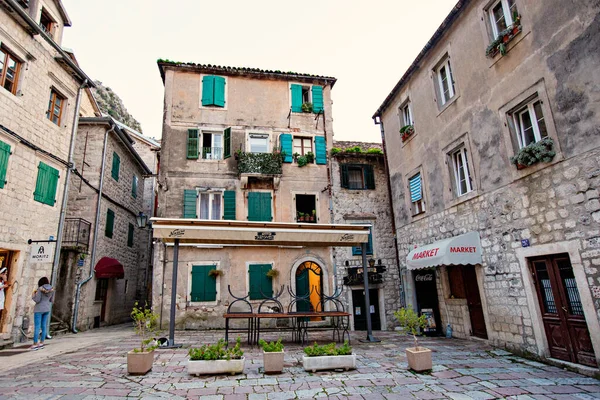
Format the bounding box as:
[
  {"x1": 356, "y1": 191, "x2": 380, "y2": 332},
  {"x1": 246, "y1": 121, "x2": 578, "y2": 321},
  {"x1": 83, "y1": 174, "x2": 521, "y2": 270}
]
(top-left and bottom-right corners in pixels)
[
  {"x1": 62, "y1": 218, "x2": 91, "y2": 252},
  {"x1": 343, "y1": 265, "x2": 386, "y2": 286},
  {"x1": 237, "y1": 151, "x2": 283, "y2": 189}
]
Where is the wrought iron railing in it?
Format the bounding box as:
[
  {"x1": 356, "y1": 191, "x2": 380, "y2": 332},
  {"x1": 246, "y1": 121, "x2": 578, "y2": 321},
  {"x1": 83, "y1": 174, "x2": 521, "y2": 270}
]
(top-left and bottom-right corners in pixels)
[
  {"x1": 202, "y1": 147, "x2": 223, "y2": 160},
  {"x1": 62, "y1": 218, "x2": 91, "y2": 252}
]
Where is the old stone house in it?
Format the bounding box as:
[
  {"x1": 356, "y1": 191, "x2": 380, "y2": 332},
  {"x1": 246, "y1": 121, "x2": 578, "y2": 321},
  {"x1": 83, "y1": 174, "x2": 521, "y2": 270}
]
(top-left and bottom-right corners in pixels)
[
  {"x1": 373, "y1": 0, "x2": 600, "y2": 369},
  {"x1": 0, "y1": 0, "x2": 94, "y2": 342},
  {"x1": 330, "y1": 141, "x2": 402, "y2": 331}
]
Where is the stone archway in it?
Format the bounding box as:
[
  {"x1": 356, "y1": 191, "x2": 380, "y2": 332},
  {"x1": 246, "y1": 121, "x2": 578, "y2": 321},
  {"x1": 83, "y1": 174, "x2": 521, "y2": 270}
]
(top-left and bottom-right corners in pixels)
[{"x1": 289, "y1": 256, "x2": 331, "y2": 312}]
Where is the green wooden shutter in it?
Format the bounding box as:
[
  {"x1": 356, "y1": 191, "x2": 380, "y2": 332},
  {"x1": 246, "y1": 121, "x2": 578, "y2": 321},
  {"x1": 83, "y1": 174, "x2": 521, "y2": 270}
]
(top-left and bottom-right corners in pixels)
[
  {"x1": 183, "y1": 189, "x2": 197, "y2": 218},
  {"x1": 111, "y1": 152, "x2": 120, "y2": 181},
  {"x1": 191, "y1": 265, "x2": 217, "y2": 302},
  {"x1": 214, "y1": 76, "x2": 225, "y2": 107},
  {"x1": 312, "y1": 85, "x2": 323, "y2": 113},
  {"x1": 249, "y1": 264, "x2": 272, "y2": 300},
  {"x1": 223, "y1": 190, "x2": 236, "y2": 220},
  {"x1": 33, "y1": 162, "x2": 59, "y2": 206},
  {"x1": 261, "y1": 192, "x2": 272, "y2": 221},
  {"x1": 187, "y1": 129, "x2": 199, "y2": 159},
  {"x1": 202, "y1": 76, "x2": 215, "y2": 106},
  {"x1": 291, "y1": 84, "x2": 302, "y2": 112},
  {"x1": 131, "y1": 175, "x2": 138, "y2": 198},
  {"x1": 340, "y1": 164, "x2": 349, "y2": 188},
  {"x1": 247, "y1": 192, "x2": 260, "y2": 221},
  {"x1": 364, "y1": 165, "x2": 375, "y2": 190},
  {"x1": 127, "y1": 223, "x2": 134, "y2": 247},
  {"x1": 223, "y1": 127, "x2": 231, "y2": 159},
  {"x1": 367, "y1": 228, "x2": 373, "y2": 255},
  {"x1": 105, "y1": 209, "x2": 115, "y2": 238},
  {"x1": 314, "y1": 136, "x2": 327, "y2": 165},
  {"x1": 279, "y1": 134, "x2": 293, "y2": 163},
  {"x1": 0, "y1": 140, "x2": 11, "y2": 189},
  {"x1": 260, "y1": 264, "x2": 273, "y2": 298}
]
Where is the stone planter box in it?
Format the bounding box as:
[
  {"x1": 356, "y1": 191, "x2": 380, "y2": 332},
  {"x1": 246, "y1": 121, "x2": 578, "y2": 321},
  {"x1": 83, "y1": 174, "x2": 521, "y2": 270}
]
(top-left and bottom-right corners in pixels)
[
  {"x1": 302, "y1": 354, "x2": 356, "y2": 372},
  {"x1": 263, "y1": 351, "x2": 284, "y2": 374},
  {"x1": 405, "y1": 347, "x2": 432, "y2": 372},
  {"x1": 127, "y1": 349, "x2": 154, "y2": 375},
  {"x1": 187, "y1": 357, "x2": 245, "y2": 376}
]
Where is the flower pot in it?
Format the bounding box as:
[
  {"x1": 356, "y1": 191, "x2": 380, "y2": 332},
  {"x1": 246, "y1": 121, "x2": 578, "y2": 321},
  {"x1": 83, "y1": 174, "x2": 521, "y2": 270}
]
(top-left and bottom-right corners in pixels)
[
  {"x1": 516, "y1": 163, "x2": 527, "y2": 170},
  {"x1": 512, "y1": 26, "x2": 520, "y2": 35},
  {"x1": 405, "y1": 347, "x2": 432, "y2": 372},
  {"x1": 263, "y1": 351, "x2": 284, "y2": 374},
  {"x1": 503, "y1": 35, "x2": 510, "y2": 43},
  {"x1": 127, "y1": 349, "x2": 154, "y2": 375},
  {"x1": 302, "y1": 354, "x2": 356, "y2": 372},
  {"x1": 188, "y1": 357, "x2": 245, "y2": 376}
]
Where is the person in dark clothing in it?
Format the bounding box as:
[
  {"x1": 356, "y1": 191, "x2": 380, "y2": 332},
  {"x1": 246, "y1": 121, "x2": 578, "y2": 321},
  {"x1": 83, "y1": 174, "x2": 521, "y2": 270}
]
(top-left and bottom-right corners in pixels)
[{"x1": 31, "y1": 277, "x2": 54, "y2": 350}]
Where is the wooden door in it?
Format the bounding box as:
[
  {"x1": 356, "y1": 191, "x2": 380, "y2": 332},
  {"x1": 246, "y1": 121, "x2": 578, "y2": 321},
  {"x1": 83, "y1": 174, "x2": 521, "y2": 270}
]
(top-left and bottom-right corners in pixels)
[
  {"x1": 530, "y1": 255, "x2": 596, "y2": 367},
  {"x1": 463, "y1": 267, "x2": 488, "y2": 339}
]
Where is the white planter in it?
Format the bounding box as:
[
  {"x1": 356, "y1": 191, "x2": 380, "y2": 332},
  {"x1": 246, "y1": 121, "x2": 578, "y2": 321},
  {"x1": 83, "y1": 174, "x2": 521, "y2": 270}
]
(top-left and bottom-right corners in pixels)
[
  {"x1": 405, "y1": 347, "x2": 432, "y2": 372},
  {"x1": 263, "y1": 351, "x2": 284, "y2": 374},
  {"x1": 187, "y1": 357, "x2": 245, "y2": 376},
  {"x1": 302, "y1": 354, "x2": 356, "y2": 372}
]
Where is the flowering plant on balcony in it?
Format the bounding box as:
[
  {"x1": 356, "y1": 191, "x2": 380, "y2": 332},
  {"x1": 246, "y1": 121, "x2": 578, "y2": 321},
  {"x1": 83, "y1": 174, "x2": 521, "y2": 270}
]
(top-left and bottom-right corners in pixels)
[
  {"x1": 510, "y1": 137, "x2": 555, "y2": 169},
  {"x1": 400, "y1": 125, "x2": 415, "y2": 142},
  {"x1": 486, "y1": 17, "x2": 522, "y2": 58}
]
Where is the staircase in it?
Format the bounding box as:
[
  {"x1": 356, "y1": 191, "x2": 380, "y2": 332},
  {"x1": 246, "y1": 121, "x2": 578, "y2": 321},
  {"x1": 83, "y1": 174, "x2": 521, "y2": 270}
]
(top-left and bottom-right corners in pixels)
[{"x1": 50, "y1": 316, "x2": 70, "y2": 337}]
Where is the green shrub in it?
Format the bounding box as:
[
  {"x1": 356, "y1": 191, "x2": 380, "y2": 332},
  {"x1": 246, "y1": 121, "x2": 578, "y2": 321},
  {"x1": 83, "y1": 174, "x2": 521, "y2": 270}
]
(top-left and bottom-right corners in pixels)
[
  {"x1": 510, "y1": 137, "x2": 555, "y2": 167},
  {"x1": 303, "y1": 341, "x2": 352, "y2": 357},
  {"x1": 259, "y1": 338, "x2": 284, "y2": 352},
  {"x1": 301, "y1": 102, "x2": 313, "y2": 113},
  {"x1": 394, "y1": 308, "x2": 427, "y2": 349},
  {"x1": 366, "y1": 148, "x2": 383, "y2": 154},
  {"x1": 131, "y1": 302, "x2": 159, "y2": 353},
  {"x1": 305, "y1": 151, "x2": 315, "y2": 164},
  {"x1": 188, "y1": 338, "x2": 244, "y2": 361},
  {"x1": 345, "y1": 146, "x2": 362, "y2": 153},
  {"x1": 297, "y1": 155, "x2": 308, "y2": 167},
  {"x1": 330, "y1": 147, "x2": 342, "y2": 155}
]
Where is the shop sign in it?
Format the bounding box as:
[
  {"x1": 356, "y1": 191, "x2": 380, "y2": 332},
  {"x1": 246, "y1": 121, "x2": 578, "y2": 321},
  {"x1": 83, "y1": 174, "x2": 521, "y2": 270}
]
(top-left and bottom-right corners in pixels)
[
  {"x1": 415, "y1": 273, "x2": 434, "y2": 282},
  {"x1": 255, "y1": 232, "x2": 275, "y2": 241},
  {"x1": 421, "y1": 308, "x2": 437, "y2": 332},
  {"x1": 29, "y1": 244, "x2": 54, "y2": 263}
]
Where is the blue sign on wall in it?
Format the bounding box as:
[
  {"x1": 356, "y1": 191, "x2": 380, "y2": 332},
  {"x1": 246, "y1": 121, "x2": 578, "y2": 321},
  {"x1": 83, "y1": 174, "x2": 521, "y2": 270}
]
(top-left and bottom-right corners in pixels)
[{"x1": 521, "y1": 239, "x2": 530, "y2": 248}]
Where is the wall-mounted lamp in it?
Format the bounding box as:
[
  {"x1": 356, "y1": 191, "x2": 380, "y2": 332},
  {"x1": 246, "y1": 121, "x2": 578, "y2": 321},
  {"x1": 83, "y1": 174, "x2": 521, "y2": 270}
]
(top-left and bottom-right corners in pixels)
[
  {"x1": 368, "y1": 258, "x2": 376, "y2": 268},
  {"x1": 136, "y1": 212, "x2": 148, "y2": 229}
]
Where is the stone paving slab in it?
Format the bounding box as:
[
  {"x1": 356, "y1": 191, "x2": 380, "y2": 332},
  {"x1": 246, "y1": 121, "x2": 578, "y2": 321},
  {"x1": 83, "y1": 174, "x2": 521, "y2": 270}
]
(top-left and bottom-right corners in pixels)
[{"x1": 0, "y1": 328, "x2": 597, "y2": 399}]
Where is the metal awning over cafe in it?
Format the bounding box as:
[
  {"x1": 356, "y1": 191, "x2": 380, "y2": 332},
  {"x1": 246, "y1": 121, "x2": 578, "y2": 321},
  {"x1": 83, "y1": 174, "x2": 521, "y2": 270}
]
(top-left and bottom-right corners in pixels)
[{"x1": 406, "y1": 231, "x2": 483, "y2": 270}]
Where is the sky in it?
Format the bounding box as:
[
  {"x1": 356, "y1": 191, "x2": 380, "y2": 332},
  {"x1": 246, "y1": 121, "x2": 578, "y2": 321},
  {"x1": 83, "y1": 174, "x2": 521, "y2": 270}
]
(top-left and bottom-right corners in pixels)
[{"x1": 61, "y1": 0, "x2": 458, "y2": 143}]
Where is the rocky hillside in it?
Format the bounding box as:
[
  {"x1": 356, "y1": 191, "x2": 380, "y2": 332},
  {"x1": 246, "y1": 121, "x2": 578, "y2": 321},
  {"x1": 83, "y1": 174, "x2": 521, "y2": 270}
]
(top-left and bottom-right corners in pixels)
[{"x1": 92, "y1": 81, "x2": 143, "y2": 132}]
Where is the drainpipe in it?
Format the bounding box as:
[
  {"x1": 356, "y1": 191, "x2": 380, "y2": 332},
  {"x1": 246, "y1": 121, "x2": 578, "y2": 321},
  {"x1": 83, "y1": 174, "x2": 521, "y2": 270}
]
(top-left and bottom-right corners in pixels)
[
  {"x1": 71, "y1": 124, "x2": 115, "y2": 332},
  {"x1": 47, "y1": 78, "x2": 87, "y2": 337}
]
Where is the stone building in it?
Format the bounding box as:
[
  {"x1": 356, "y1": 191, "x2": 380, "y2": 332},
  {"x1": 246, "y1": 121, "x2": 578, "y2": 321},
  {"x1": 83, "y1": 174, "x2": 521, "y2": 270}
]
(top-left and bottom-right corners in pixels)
[
  {"x1": 154, "y1": 61, "x2": 347, "y2": 329},
  {"x1": 0, "y1": 0, "x2": 94, "y2": 342},
  {"x1": 373, "y1": 0, "x2": 600, "y2": 369},
  {"x1": 330, "y1": 141, "x2": 402, "y2": 331}
]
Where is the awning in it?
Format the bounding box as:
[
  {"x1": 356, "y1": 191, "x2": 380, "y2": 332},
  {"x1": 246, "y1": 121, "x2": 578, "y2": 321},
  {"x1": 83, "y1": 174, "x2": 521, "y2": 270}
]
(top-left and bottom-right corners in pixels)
[
  {"x1": 94, "y1": 257, "x2": 124, "y2": 279},
  {"x1": 406, "y1": 231, "x2": 482, "y2": 270}
]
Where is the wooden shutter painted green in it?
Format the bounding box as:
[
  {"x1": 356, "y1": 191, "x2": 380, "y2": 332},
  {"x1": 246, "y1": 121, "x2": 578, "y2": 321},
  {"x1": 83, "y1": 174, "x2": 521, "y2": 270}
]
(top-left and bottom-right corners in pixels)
[
  {"x1": 223, "y1": 190, "x2": 236, "y2": 220},
  {"x1": 111, "y1": 152, "x2": 120, "y2": 181},
  {"x1": 364, "y1": 165, "x2": 375, "y2": 190},
  {"x1": 183, "y1": 189, "x2": 197, "y2": 218},
  {"x1": 191, "y1": 265, "x2": 217, "y2": 302},
  {"x1": 0, "y1": 140, "x2": 11, "y2": 189},
  {"x1": 279, "y1": 134, "x2": 293, "y2": 163},
  {"x1": 312, "y1": 86, "x2": 323, "y2": 113},
  {"x1": 131, "y1": 175, "x2": 138, "y2": 198},
  {"x1": 187, "y1": 129, "x2": 199, "y2": 159},
  {"x1": 291, "y1": 84, "x2": 302, "y2": 112},
  {"x1": 314, "y1": 136, "x2": 327, "y2": 165},
  {"x1": 201, "y1": 76, "x2": 214, "y2": 106},
  {"x1": 105, "y1": 209, "x2": 115, "y2": 238},
  {"x1": 249, "y1": 264, "x2": 273, "y2": 300},
  {"x1": 33, "y1": 162, "x2": 59, "y2": 206},
  {"x1": 127, "y1": 223, "x2": 134, "y2": 247},
  {"x1": 223, "y1": 127, "x2": 231, "y2": 159},
  {"x1": 352, "y1": 226, "x2": 373, "y2": 255},
  {"x1": 247, "y1": 192, "x2": 272, "y2": 221},
  {"x1": 214, "y1": 76, "x2": 225, "y2": 107},
  {"x1": 340, "y1": 164, "x2": 349, "y2": 188}
]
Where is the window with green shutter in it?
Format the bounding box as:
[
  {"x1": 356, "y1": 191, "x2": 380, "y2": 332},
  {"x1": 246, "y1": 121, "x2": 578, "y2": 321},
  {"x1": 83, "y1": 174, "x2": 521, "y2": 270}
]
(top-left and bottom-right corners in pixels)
[
  {"x1": 105, "y1": 209, "x2": 115, "y2": 238},
  {"x1": 223, "y1": 190, "x2": 236, "y2": 220},
  {"x1": 183, "y1": 189, "x2": 197, "y2": 218},
  {"x1": 279, "y1": 133, "x2": 293, "y2": 163},
  {"x1": 247, "y1": 192, "x2": 272, "y2": 221},
  {"x1": 223, "y1": 127, "x2": 231, "y2": 159},
  {"x1": 340, "y1": 164, "x2": 375, "y2": 190},
  {"x1": 312, "y1": 86, "x2": 324, "y2": 113},
  {"x1": 127, "y1": 223, "x2": 134, "y2": 247},
  {"x1": 0, "y1": 140, "x2": 11, "y2": 189},
  {"x1": 202, "y1": 76, "x2": 225, "y2": 107},
  {"x1": 33, "y1": 161, "x2": 59, "y2": 206},
  {"x1": 314, "y1": 136, "x2": 327, "y2": 165},
  {"x1": 290, "y1": 84, "x2": 303, "y2": 112},
  {"x1": 187, "y1": 129, "x2": 199, "y2": 159},
  {"x1": 353, "y1": 225, "x2": 373, "y2": 256},
  {"x1": 191, "y1": 265, "x2": 217, "y2": 302},
  {"x1": 111, "y1": 152, "x2": 120, "y2": 181},
  {"x1": 249, "y1": 264, "x2": 273, "y2": 300},
  {"x1": 131, "y1": 175, "x2": 138, "y2": 198}
]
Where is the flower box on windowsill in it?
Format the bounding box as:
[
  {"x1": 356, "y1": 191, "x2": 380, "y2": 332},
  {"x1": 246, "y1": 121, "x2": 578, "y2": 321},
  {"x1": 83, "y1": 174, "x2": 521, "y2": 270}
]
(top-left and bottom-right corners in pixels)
[
  {"x1": 486, "y1": 24, "x2": 522, "y2": 58},
  {"x1": 400, "y1": 125, "x2": 415, "y2": 142},
  {"x1": 510, "y1": 137, "x2": 555, "y2": 170}
]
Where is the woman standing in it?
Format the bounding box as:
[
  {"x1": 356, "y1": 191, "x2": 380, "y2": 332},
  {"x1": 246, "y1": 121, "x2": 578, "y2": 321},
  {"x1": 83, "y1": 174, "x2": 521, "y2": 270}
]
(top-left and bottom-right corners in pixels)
[
  {"x1": 0, "y1": 267, "x2": 10, "y2": 314},
  {"x1": 31, "y1": 277, "x2": 54, "y2": 350}
]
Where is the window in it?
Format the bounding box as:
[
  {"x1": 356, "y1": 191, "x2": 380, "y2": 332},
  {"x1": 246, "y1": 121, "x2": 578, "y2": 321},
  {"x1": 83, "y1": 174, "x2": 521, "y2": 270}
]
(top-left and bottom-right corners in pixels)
[
  {"x1": 105, "y1": 209, "x2": 115, "y2": 238},
  {"x1": 111, "y1": 152, "x2": 120, "y2": 181},
  {"x1": 190, "y1": 265, "x2": 217, "y2": 302},
  {"x1": 198, "y1": 191, "x2": 222, "y2": 220},
  {"x1": 436, "y1": 57, "x2": 456, "y2": 106},
  {"x1": 352, "y1": 225, "x2": 373, "y2": 256},
  {"x1": 183, "y1": 189, "x2": 235, "y2": 219},
  {"x1": 39, "y1": 8, "x2": 54, "y2": 36},
  {"x1": 0, "y1": 140, "x2": 11, "y2": 189},
  {"x1": 248, "y1": 264, "x2": 273, "y2": 300},
  {"x1": 33, "y1": 161, "x2": 59, "y2": 206},
  {"x1": 401, "y1": 101, "x2": 413, "y2": 127},
  {"x1": 294, "y1": 137, "x2": 312, "y2": 156},
  {"x1": 0, "y1": 46, "x2": 21, "y2": 95},
  {"x1": 451, "y1": 147, "x2": 473, "y2": 196},
  {"x1": 488, "y1": 0, "x2": 519, "y2": 38},
  {"x1": 46, "y1": 89, "x2": 65, "y2": 126},
  {"x1": 340, "y1": 164, "x2": 375, "y2": 190},
  {"x1": 187, "y1": 128, "x2": 230, "y2": 160},
  {"x1": 127, "y1": 223, "x2": 134, "y2": 247},
  {"x1": 409, "y1": 173, "x2": 424, "y2": 215},
  {"x1": 513, "y1": 99, "x2": 548, "y2": 148},
  {"x1": 95, "y1": 278, "x2": 108, "y2": 301},
  {"x1": 131, "y1": 175, "x2": 138, "y2": 198},
  {"x1": 201, "y1": 75, "x2": 225, "y2": 107},
  {"x1": 295, "y1": 194, "x2": 317, "y2": 223},
  {"x1": 201, "y1": 132, "x2": 223, "y2": 160},
  {"x1": 290, "y1": 84, "x2": 324, "y2": 113},
  {"x1": 249, "y1": 134, "x2": 269, "y2": 153},
  {"x1": 247, "y1": 192, "x2": 272, "y2": 222}
]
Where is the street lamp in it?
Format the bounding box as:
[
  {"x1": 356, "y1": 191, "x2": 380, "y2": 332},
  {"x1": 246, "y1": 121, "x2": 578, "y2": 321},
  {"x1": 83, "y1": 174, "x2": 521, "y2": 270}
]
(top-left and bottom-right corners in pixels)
[{"x1": 136, "y1": 212, "x2": 148, "y2": 229}]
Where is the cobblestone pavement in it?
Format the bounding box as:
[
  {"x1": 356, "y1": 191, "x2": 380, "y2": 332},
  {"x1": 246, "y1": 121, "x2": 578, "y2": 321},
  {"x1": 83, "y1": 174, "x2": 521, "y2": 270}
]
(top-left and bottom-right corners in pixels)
[{"x1": 0, "y1": 327, "x2": 598, "y2": 399}]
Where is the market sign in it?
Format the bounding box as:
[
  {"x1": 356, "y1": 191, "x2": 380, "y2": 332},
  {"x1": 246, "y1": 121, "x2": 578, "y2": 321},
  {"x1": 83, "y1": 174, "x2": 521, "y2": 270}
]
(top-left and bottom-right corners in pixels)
[
  {"x1": 29, "y1": 243, "x2": 54, "y2": 264},
  {"x1": 406, "y1": 231, "x2": 482, "y2": 270}
]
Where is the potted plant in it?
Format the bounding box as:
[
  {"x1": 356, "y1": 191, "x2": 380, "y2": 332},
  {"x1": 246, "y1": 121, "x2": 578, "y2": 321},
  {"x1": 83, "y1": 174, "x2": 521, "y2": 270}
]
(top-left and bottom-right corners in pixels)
[
  {"x1": 293, "y1": 152, "x2": 300, "y2": 162},
  {"x1": 309, "y1": 210, "x2": 316, "y2": 222},
  {"x1": 128, "y1": 302, "x2": 159, "y2": 375},
  {"x1": 297, "y1": 155, "x2": 308, "y2": 167},
  {"x1": 208, "y1": 269, "x2": 223, "y2": 278},
  {"x1": 266, "y1": 269, "x2": 279, "y2": 279},
  {"x1": 259, "y1": 338, "x2": 284, "y2": 374},
  {"x1": 188, "y1": 338, "x2": 245, "y2": 376},
  {"x1": 297, "y1": 212, "x2": 305, "y2": 222},
  {"x1": 394, "y1": 307, "x2": 431, "y2": 372},
  {"x1": 301, "y1": 102, "x2": 313, "y2": 113},
  {"x1": 302, "y1": 341, "x2": 356, "y2": 372},
  {"x1": 400, "y1": 125, "x2": 415, "y2": 142},
  {"x1": 509, "y1": 137, "x2": 555, "y2": 169},
  {"x1": 305, "y1": 152, "x2": 315, "y2": 164}
]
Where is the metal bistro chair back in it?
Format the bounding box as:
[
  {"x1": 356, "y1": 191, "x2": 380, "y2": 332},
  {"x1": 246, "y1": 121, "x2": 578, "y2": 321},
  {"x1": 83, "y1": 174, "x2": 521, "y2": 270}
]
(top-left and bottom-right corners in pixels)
[{"x1": 257, "y1": 285, "x2": 285, "y2": 314}]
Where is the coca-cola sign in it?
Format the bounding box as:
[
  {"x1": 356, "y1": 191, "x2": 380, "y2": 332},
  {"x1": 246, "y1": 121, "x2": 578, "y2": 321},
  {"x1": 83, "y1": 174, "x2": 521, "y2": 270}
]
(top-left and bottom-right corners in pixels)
[{"x1": 415, "y1": 273, "x2": 433, "y2": 282}]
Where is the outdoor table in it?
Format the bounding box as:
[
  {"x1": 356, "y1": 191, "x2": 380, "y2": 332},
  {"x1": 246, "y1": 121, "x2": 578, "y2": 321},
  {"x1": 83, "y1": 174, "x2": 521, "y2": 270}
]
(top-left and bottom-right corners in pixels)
[
  {"x1": 223, "y1": 312, "x2": 256, "y2": 346},
  {"x1": 254, "y1": 311, "x2": 350, "y2": 345}
]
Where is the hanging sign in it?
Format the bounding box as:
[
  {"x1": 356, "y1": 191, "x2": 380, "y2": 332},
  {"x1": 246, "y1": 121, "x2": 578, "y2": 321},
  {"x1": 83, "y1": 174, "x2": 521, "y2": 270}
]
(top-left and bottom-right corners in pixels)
[
  {"x1": 29, "y1": 244, "x2": 54, "y2": 263},
  {"x1": 421, "y1": 308, "x2": 437, "y2": 333}
]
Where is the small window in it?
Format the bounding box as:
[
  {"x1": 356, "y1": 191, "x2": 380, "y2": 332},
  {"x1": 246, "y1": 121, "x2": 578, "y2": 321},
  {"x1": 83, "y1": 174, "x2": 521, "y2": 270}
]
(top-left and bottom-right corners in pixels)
[
  {"x1": 295, "y1": 194, "x2": 317, "y2": 223},
  {"x1": 247, "y1": 192, "x2": 272, "y2": 222},
  {"x1": 290, "y1": 84, "x2": 323, "y2": 113},
  {"x1": 0, "y1": 46, "x2": 21, "y2": 95},
  {"x1": 127, "y1": 223, "x2": 134, "y2": 247},
  {"x1": 435, "y1": 57, "x2": 456, "y2": 106},
  {"x1": 488, "y1": 0, "x2": 519, "y2": 39},
  {"x1": 0, "y1": 140, "x2": 12, "y2": 189},
  {"x1": 201, "y1": 132, "x2": 223, "y2": 160},
  {"x1": 512, "y1": 99, "x2": 548, "y2": 149},
  {"x1": 95, "y1": 278, "x2": 108, "y2": 301},
  {"x1": 111, "y1": 152, "x2": 120, "y2": 181},
  {"x1": 33, "y1": 161, "x2": 59, "y2": 206},
  {"x1": 249, "y1": 264, "x2": 273, "y2": 300},
  {"x1": 249, "y1": 134, "x2": 269, "y2": 153},
  {"x1": 191, "y1": 265, "x2": 217, "y2": 302},
  {"x1": 401, "y1": 101, "x2": 413, "y2": 127},
  {"x1": 340, "y1": 164, "x2": 375, "y2": 190},
  {"x1": 451, "y1": 147, "x2": 473, "y2": 197},
  {"x1": 46, "y1": 89, "x2": 65, "y2": 126},
  {"x1": 409, "y1": 173, "x2": 424, "y2": 215},
  {"x1": 201, "y1": 75, "x2": 225, "y2": 107},
  {"x1": 293, "y1": 137, "x2": 313, "y2": 157},
  {"x1": 39, "y1": 8, "x2": 54, "y2": 36},
  {"x1": 105, "y1": 209, "x2": 115, "y2": 238},
  {"x1": 198, "y1": 191, "x2": 222, "y2": 220},
  {"x1": 301, "y1": 86, "x2": 310, "y2": 104},
  {"x1": 131, "y1": 175, "x2": 138, "y2": 198}
]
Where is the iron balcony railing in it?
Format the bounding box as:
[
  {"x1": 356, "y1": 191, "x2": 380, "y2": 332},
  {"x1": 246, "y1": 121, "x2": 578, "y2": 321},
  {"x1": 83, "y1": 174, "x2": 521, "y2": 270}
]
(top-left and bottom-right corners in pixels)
[
  {"x1": 62, "y1": 218, "x2": 91, "y2": 252},
  {"x1": 201, "y1": 147, "x2": 223, "y2": 160}
]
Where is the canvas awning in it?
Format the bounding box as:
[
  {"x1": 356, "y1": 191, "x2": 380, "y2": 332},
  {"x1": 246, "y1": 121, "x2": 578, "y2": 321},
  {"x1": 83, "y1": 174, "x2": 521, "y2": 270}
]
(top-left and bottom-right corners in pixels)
[
  {"x1": 94, "y1": 257, "x2": 124, "y2": 279},
  {"x1": 406, "y1": 231, "x2": 483, "y2": 270}
]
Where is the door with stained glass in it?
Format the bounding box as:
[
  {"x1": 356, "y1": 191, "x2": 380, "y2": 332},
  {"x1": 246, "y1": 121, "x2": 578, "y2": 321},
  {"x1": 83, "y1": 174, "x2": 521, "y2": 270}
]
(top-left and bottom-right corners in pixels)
[{"x1": 529, "y1": 254, "x2": 596, "y2": 367}]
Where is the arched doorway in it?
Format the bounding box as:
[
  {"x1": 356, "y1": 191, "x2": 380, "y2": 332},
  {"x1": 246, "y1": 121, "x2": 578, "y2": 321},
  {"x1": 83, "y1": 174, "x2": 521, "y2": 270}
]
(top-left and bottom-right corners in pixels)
[{"x1": 295, "y1": 261, "x2": 323, "y2": 318}]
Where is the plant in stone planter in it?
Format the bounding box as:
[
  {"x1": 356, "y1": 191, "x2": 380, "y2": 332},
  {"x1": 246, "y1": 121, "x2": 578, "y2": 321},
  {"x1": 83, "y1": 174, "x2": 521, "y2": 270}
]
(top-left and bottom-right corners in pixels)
[
  {"x1": 128, "y1": 302, "x2": 159, "y2": 375},
  {"x1": 301, "y1": 102, "x2": 313, "y2": 113},
  {"x1": 394, "y1": 307, "x2": 431, "y2": 372},
  {"x1": 302, "y1": 341, "x2": 356, "y2": 372},
  {"x1": 509, "y1": 137, "x2": 555, "y2": 169},
  {"x1": 259, "y1": 338, "x2": 285, "y2": 374},
  {"x1": 400, "y1": 125, "x2": 415, "y2": 142},
  {"x1": 208, "y1": 269, "x2": 223, "y2": 278},
  {"x1": 297, "y1": 155, "x2": 308, "y2": 167},
  {"x1": 266, "y1": 269, "x2": 279, "y2": 279},
  {"x1": 188, "y1": 338, "x2": 245, "y2": 376},
  {"x1": 305, "y1": 151, "x2": 315, "y2": 164}
]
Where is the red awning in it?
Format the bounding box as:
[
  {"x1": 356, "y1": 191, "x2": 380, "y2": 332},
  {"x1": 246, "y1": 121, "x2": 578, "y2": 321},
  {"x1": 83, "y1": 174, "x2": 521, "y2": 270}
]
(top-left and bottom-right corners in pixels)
[{"x1": 94, "y1": 257, "x2": 124, "y2": 279}]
